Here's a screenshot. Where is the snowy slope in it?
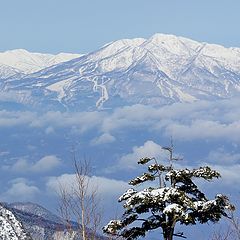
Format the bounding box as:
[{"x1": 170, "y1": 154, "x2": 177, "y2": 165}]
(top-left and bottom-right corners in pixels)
[
  {"x1": 0, "y1": 63, "x2": 24, "y2": 79},
  {"x1": 0, "y1": 49, "x2": 81, "y2": 74},
  {"x1": 8, "y1": 202, "x2": 63, "y2": 224},
  {"x1": 1, "y1": 34, "x2": 240, "y2": 110},
  {"x1": 5, "y1": 202, "x2": 106, "y2": 240},
  {"x1": 0, "y1": 204, "x2": 31, "y2": 240},
  {"x1": 7, "y1": 202, "x2": 75, "y2": 240}
]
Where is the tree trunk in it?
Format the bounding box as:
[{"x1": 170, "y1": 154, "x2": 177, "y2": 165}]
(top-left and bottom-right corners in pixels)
[
  {"x1": 81, "y1": 201, "x2": 86, "y2": 240},
  {"x1": 163, "y1": 226, "x2": 174, "y2": 240}
]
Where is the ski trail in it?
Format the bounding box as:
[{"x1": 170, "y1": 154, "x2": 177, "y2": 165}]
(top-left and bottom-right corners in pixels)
[
  {"x1": 92, "y1": 76, "x2": 109, "y2": 108},
  {"x1": 79, "y1": 66, "x2": 109, "y2": 108}
]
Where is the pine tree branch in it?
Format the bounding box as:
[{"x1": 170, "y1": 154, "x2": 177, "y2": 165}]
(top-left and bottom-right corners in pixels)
[{"x1": 173, "y1": 232, "x2": 187, "y2": 239}]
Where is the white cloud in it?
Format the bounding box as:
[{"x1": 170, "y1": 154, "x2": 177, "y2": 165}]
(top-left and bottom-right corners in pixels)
[
  {"x1": 98, "y1": 99, "x2": 240, "y2": 143},
  {"x1": 91, "y1": 133, "x2": 116, "y2": 145},
  {"x1": 30, "y1": 111, "x2": 105, "y2": 133},
  {"x1": 2, "y1": 178, "x2": 40, "y2": 201},
  {"x1": 0, "y1": 110, "x2": 36, "y2": 127},
  {"x1": 0, "y1": 110, "x2": 105, "y2": 133},
  {"x1": 201, "y1": 149, "x2": 240, "y2": 188},
  {"x1": 165, "y1": 120, "x2": 240, "y2": 141},
  {"x1": 207, "y1": 148, "x2": 240, "y2": 165},
  {"x1": 11, "y1": 159, "x2": 29, "y2": 172},
  {"x1": 1, "y1": 98, "x2": 240, "y2": 143},
  {"x1": 1, "y1": 99, "x2": 240, "y2": 169},
  {"x1": 46, "y1": 174, "x2": 129, "y2": 198},
  {"x1": 207, "y1": 164, "x2": 240, "y2": 187},
  {"x1": 101, "y1": 104, "x2": 159, "y2": 132},
  {"x1": 119, "y1": 141, "x2": 167, "y2": 169},
  {"x1": 31, "y1": 155, "x2": 61, "y2": 172},
  {"x1": 8, "y1": 155, "x2": 61, "y2": 173}
]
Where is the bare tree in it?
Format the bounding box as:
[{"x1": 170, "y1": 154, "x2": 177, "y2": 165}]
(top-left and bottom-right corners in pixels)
[
  {"x1": 229, "y1": 211, "x2": 240, "y2": 239},
  {"x1": 210, "y1": 210, "x2": 240, "y2": 240},
  {"x1": 57, "y1": 158, "x2": 102, "y2": 240},
  {"x1": 211, "y1": 226, "x2": 234, "y2": 240}
]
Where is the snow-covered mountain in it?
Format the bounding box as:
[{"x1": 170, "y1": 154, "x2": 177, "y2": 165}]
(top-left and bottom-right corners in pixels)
[
  {"x1": 3, "y1": 202, "x2": 106, "y2": 240},
  {"x1": 0, "y1": 64, "x2": 24, "y2": 79},
  {"x1": 8, "y1": 202, "x2": 63, "y2": 224},
  {"x1": 1, "y1": 34, "x2": 240, "y2": 110},
  {"x1": 6, "y1": 202, "x2": 74, "y2": 240},
  {"x1": 0, "y1": 49, "x2": 81, "y2": 75},
  {"x1": 0, "y1": 203, "x2": 32, "y2": 240}
]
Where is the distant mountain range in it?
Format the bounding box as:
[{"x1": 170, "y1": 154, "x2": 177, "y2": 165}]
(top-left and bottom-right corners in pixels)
[
  {"x1": 1, "y1": 34, "x2": 240, "y2": 111},
  {"x1": 1, "y1": 202, "x2": 105, "y2": 240}
]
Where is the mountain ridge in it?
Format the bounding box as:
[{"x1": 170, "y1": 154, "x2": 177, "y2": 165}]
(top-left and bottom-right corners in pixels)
[
  {"x1": 0, "y1": 49, "x2": 82, "y2": 75},
  {"x1": 2, "y1": 201, "x2": 106, "y2": 240},
  {"x1": 1, "y1": 33, "x2": 240, "y2": 111}
]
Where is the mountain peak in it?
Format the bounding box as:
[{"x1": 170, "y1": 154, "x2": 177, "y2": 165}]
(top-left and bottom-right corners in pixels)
[
  {"x1": 151, "y1": 33, "x2": 179, "y2": 41},
  {"x1": 145, "y1": 33, "x2": 202, "y2": 55},
  {"x1": 0, "y1": 49, "x2": 81, "y2": 74},
  {"x1": 98, "y1": 37, "x2": 145, "y2": 57},
  {"x1": 1, "y1": 33, "x2": 240, "y2": 110},
  {"x1": 4, "y1": 48, "x2": 30, "y2": 54}
]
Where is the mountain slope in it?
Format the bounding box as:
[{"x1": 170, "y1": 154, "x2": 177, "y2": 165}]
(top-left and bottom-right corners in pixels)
[
  {"x1": 0, "y1": 63, "x2": 24, "y2": 79},
  {"x1": 0, "y1": 49, "x2": 82, "y2": 74},
  {"x1": 1, "y1": 34, "x2": 240, "y2": 110},
  {"x1": 4, "y1": 202, "x2": 106, "y2": 240},
  {"x1": 8, "y1": 202, "x2": 63, "y2": 224},
  {"x1": 0, "y1": 203, "x2": 32, "y2": 240}
]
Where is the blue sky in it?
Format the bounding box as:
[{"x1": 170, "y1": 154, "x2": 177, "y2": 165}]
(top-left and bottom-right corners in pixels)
[{"x1": 0, "y1": 0, "x2": 240, "y2": 54}]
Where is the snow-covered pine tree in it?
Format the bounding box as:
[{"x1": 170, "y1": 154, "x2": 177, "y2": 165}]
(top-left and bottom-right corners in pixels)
[{"x1": 103, "y1": 145, "x2": 234, "y2": 240}]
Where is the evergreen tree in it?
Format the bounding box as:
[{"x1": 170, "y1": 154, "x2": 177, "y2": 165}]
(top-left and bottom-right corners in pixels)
[{"x1": 103, "y1": 145, "x2": 234, "y2": 240}]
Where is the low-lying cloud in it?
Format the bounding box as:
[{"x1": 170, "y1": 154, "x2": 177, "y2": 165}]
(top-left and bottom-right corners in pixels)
[{"x1": 1, "y1": 98, "x2": 240, "y2": 143}]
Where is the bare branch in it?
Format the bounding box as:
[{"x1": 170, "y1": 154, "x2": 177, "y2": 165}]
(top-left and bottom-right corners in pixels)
[{"x1": 58, "y1": 155, "x2": 102, "y2": 240}]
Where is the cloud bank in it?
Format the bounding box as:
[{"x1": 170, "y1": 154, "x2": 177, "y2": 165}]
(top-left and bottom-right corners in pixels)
[{"x1": 1, "y1": 98, "x2": 240, "y2": 143}]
